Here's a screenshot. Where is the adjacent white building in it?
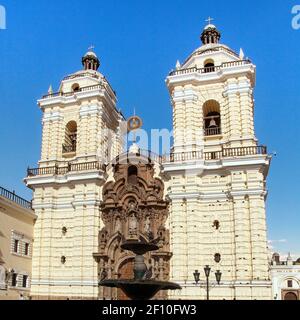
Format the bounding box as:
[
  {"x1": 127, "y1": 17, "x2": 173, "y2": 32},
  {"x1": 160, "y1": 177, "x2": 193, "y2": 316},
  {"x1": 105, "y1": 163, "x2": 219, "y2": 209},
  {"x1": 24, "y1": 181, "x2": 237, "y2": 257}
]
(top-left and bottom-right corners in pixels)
[{"x1": 270, "y1": 253, "x2": 300, "y2": 300}]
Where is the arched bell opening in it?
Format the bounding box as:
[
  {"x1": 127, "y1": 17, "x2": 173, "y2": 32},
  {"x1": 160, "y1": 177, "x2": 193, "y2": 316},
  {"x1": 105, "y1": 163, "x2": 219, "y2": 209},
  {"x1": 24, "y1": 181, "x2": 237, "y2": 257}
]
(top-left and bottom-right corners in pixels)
[
  {"x1": 63, "y1": 121, "x2": 77, "y2": 155},
  {"x1": 72, "y1": 83, "x2": 80, "y2": 92},
  {"x1": 204, "y1": 59, "x2": 215, "y2": 73},
  {"x1": 203, "y1": 100, "x2": 221, "y2": 136}
]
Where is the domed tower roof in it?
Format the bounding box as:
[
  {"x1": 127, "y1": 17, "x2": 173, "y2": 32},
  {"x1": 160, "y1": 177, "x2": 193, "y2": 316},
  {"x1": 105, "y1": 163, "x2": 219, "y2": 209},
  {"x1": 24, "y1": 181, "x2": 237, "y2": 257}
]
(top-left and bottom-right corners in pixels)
[
  {"x1": 272, "y1": 252, "x2": 281, "y2": 265},
  {"x1": 82, "y1": 46, "x2": 100, "y2": 71},
  {"x1": 176, "y1": 19, "x2": 240, "y2": 70},
  {"x1": 200, "y1": 21, "x2": 221, "y2": 45}
]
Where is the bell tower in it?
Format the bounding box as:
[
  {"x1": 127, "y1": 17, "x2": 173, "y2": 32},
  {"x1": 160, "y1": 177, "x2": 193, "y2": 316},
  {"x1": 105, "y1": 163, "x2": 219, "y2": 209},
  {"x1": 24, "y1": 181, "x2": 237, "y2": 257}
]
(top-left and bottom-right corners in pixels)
[
  {"x1": 163, "y1": 22, "x2": 272, "y2": 300},
  {"x1": 25, "y1": 50, "x2": 124, "y2": 299}
]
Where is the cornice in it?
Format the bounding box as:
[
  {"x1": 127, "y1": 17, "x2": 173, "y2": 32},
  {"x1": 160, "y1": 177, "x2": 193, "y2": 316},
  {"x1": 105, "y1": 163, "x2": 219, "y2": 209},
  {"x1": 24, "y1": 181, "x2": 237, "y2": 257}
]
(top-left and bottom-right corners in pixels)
[
  {"x1": 25, "y1": 171, "x2": 107, "y2": 188},
  {"x1": 167, "y1": 64, "x2": 255, "y2": 89}
]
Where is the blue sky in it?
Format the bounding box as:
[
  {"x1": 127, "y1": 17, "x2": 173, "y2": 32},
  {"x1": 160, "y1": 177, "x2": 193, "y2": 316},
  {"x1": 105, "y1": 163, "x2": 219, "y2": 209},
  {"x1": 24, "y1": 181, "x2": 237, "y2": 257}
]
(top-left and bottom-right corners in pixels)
[{"x1": 0, "y1": 0, "x2": 299, "y2": 255}]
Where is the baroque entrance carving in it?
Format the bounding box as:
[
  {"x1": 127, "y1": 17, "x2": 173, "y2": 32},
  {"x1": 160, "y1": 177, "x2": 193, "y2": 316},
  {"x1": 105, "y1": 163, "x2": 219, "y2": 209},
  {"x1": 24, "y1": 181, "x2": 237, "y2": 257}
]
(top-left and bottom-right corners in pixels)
[{"x1": 94, "y1": 154, "x2": 171, "y2": 300}]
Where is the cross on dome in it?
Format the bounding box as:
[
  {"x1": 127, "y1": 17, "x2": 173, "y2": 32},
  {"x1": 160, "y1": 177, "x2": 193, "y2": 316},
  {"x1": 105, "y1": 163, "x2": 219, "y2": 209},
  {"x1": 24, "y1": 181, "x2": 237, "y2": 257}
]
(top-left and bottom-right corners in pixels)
[
  {"x1": 205, "y1": 16, "x2": 214, "y2": 25},
  {"x1": 201, "y1": 17, "x2": 221, "y2": 45},
  {"x1": 82, "y1": 46, "x2": 100, "y2": 71},
  {"x1": 88, "y1": 45, "x2": 95, "y2": 52}
]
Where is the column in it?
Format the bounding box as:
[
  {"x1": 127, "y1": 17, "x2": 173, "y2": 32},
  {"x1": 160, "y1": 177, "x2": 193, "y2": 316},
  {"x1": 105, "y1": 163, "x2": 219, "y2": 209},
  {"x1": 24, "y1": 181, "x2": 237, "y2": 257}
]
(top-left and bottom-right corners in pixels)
[
  {"x1": 184, "y1": 87, "x2": 201, "y2": 151},
  {"x1": 248, "y1": 195, "x2": 269, "y2": 281},
  {"x1": 169, "y1": 199, "x2": 188, "y2": 283},
  {"x1": 232, "y1": 195, "x2": 252, "y2": 281},
  {"x1": 172, "y1": 88, "x2": 186, "y2": 153},
  {"x1": 238, "y1": 77, "x2": 255, "y2": 141},
  {"x1": 224, "y1": 79, "x2": 242, "y2": 145}
]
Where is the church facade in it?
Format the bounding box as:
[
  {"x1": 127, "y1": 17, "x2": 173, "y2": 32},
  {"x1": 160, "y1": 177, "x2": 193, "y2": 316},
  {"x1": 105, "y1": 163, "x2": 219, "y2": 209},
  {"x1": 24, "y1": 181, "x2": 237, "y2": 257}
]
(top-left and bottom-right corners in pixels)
[{"x1": 25, "y1": 23, "x2": 272, "y2": 300}]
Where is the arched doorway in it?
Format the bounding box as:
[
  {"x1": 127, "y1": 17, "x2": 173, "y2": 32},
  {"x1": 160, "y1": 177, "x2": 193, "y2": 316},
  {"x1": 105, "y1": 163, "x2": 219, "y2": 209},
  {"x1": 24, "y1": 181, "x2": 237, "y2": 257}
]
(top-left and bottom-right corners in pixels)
[
  {"x1": 284, "y1": 292, "x2": 298, "y2": 300},
  {"x1": 117, "y1": 259, "x2": 134, "y2": 300}
]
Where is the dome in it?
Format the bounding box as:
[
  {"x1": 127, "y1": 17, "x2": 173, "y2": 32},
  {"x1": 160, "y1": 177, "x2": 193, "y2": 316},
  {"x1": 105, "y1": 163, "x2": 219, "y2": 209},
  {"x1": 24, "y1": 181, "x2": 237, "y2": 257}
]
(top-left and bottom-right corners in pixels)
[
  {"x1": 204, "y1": 23, "x2": 216, "y2": 30},
  {"x1": 201, "y1": 23, "x2": 221, "y2": 45},
  {"x1": 84, "y1": 51, "x2": 97, "y2": 57},
  {"x1": 82, "y1": 48, "x2": 100, "y2": 71}
]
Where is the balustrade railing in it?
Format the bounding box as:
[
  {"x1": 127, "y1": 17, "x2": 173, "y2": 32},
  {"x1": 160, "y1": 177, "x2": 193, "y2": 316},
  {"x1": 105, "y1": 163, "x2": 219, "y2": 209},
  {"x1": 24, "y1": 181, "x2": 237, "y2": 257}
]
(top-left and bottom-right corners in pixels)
[
  {"x1": 113, "y1": 149, "x2": 163, "y2": 164},
  {"x1": 169, "y1": 59, "x2": 251, "y2": 76},
  {"x1": 162, "y1": 151, "x2": 203, "y2": 163},
  {"x1": 0, "y1": 186, "x2": 32, "y2": 209},
  {"x1": 204, "y1": 127, "x2": 222, "y2": 136},
  {"x1": 27, "y1": 146, "x2": 267, "y2": 176},
  {"x1": 163, "y1": 146, "x2": 267, "y2": 163},
  {"x1": 62, "y1": 144, "x2": 76, "y2": 154},
  {"x1": 27, "y1": 161, "x2": 106, "y2": 177},
  {"x1": 42, "y1": 84, "x2": 104, "y2": 99}
]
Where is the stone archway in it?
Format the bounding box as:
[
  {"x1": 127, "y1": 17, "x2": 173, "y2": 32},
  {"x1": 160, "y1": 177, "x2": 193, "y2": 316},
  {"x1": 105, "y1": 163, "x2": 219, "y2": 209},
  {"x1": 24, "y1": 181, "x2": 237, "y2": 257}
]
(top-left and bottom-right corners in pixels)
[
  {"x1": 117, "y1": 258, "x2": 134, "y2": 300},
  {"x1": 284, "y1": 292, "x2": 298, "y2": 300}
]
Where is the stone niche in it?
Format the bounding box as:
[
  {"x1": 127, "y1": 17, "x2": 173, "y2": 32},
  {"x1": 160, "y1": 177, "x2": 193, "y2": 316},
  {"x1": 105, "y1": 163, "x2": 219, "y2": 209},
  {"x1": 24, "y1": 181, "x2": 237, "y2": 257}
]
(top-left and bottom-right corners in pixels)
[{"x1": 93, "y1": 153, "x2": 171, "y2": 300}]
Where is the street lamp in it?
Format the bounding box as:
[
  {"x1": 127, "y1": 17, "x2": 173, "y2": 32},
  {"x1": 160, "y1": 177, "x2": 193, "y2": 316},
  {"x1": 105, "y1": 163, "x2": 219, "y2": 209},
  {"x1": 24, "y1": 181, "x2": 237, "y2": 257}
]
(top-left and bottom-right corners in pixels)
[
  {"x1": 215, "y1": 270, "x2": 222, "y2": 284},
  {"x1": 193, "y1": 266, "x2": 222, "y2": 300},
  {"x1": 193, "y1": 270, "x2": 200, "y2": 283}
]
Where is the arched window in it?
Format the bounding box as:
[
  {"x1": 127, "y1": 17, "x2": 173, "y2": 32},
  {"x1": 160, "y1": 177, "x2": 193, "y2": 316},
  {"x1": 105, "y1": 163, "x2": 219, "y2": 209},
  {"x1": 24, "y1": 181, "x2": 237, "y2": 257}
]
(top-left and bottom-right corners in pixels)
[
  {"x1": 72, "y1": 83, "x2": 80, "y2": 92},
  {"x1": 63, "y1": 121, "x2": 77, "y2": 154},
  {"x1": 128, "y1": 166, "x2": 138, "y2": 185},
  {"x1": 287, "y1": 280, "x2": 293, "y2": 288},
  {"x1": 204, "y1": 59, "x2": 215, "y2": 73},
  {"x1": 203, "y1": 100, "x2": 221, "y2": 136}
]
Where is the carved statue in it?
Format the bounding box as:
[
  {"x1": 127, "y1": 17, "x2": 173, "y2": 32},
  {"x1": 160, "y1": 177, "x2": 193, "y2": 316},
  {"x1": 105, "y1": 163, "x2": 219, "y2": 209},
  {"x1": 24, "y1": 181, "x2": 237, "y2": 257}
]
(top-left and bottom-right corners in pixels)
[
  {"x1": 144, "y1": 216, "x2": 151, "y2": 234},
  {"x1": 129, "y1": 202, "x2": 136, "y2": 211},
  {"x1": 115, "y1": 217, "x2": 122, "y2": 233},
  {"x1": 99, "y1": 228, "x2": 108, "y2": 251},
  {"x1": 128, "y1": 212, "x2": 138, "y2": 236}
]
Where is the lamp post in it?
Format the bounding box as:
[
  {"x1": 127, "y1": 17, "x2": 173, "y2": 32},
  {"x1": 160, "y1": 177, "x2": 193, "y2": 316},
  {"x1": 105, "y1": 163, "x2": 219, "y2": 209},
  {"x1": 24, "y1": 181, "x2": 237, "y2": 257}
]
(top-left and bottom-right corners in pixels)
[{"x1": 193, "y1": 266, "x2": 222, "y2": 300}]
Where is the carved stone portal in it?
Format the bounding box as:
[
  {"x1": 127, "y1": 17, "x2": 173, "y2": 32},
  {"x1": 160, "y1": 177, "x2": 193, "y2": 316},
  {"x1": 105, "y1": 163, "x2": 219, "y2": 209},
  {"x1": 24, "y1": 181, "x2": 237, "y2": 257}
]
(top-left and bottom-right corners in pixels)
[{"x1": 94, "y1": 153, "x2": 171, "y2": 300}]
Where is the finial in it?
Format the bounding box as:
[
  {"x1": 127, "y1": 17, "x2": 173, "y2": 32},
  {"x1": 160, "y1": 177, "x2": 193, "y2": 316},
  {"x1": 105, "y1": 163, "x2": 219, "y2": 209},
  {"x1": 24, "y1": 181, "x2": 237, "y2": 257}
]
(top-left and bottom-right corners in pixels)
[
  {"x1": 205, "y1": 16, "x2": 214, "y2": 25},
  {"x1": 176, "y1": 60, "x2": 181, "y2": 69},
  {"x1": 239, "y1": 48, "x2": 245, "y2": 60},
  {"x1": 88, "y1": 45, "x2": 95, "y2": 52},
  {"x1": 48, "y1": 85, "x2": 53, "y2": 94}
]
